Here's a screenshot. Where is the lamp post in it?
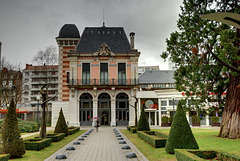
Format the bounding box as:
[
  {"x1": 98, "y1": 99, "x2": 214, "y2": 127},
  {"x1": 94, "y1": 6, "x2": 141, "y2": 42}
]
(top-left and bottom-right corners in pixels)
[
  {"x1": 36, "y1": 96, "x2": 40, "y2": 128},
  {"x1": 172, "y1": 97, "x2": 175, "y2": 116}
]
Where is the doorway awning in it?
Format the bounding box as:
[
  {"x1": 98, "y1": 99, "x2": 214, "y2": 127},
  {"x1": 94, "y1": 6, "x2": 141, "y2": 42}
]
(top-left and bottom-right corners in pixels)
[{"x1": 0, "y1": 109, "x2": 30, "y2": 114}]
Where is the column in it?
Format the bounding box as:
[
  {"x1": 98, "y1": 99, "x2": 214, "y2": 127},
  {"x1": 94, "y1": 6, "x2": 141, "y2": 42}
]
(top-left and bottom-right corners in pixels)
[
  {"x1": 155, "y1": 110, "x2": 157, "y2": 126},
  {"x1": 186, "y1": 111, "x2": 190, "y2": 123},
  {"x1": 138, "y1": 98, "x2": 141, "y2": 120},
  {"x1": 206, "y1": 115, "x2": 210, "y2": 126},
  {"x1": 92, "y1": 98, "x2": 98, "y2": 126},
  {"x1": 158, "y1": 98, "x2": 161, "y2": 126},
  {"x1": 111, "y1": 99, "x2": 116, "y2": 126}
]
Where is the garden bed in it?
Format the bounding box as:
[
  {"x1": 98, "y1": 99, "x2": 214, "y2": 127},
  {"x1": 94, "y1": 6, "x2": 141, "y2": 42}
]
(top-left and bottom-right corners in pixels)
[
  {"x1": 68, "y1": 127, "x2": 80, "y2": 135},
  {"x1": 24, "y1": 138, "x2": 52, "y2": 150},
  {"x1": 137, "y1": 131, "x2": 167, "y2": 148},
  {"x1": 175, "y1": 149, "x2": 240, "y2": 161},
  {"x1": 0, "y1": 154, "x2": 9, "y2": 161}
]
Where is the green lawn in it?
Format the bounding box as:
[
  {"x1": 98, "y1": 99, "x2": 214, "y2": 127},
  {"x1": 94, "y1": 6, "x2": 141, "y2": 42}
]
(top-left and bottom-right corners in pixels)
[
  {"x1": 121, "y1": 128, "x2": 240, "y2": 161},
  {"x1": 10, "y1": 130, "x2": 86, "y2": 161}
]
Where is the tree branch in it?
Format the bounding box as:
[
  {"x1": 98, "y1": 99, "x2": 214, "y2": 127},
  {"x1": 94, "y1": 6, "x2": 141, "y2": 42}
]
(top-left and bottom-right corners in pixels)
[{"x1": 206, "y1": 44, "x2": 240, "y2": 73}]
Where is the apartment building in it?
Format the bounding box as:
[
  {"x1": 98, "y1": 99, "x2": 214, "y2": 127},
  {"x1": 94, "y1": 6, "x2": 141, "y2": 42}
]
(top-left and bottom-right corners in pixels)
[{"x1": 22, "y1": 64, "x2": 58, "y2": 109}]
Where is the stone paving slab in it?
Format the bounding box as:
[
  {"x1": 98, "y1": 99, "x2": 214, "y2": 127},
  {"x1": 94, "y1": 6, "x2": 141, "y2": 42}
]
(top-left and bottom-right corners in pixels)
[{"x1": 45, "y1": 127, "x2": 148, "y2": 161}]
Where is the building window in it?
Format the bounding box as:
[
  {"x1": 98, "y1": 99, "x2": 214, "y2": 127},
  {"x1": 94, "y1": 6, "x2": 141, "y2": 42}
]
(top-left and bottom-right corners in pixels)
[
  {"x1": 118, "y1": 63, "x2": 126, "y2": 85},
  {"x1": 82, "y1": 63, "x2": 90, "y2": 85},
  {"x1": 161, "y1": 100, "x2": 167, "y2": 106},
  {"x1": 100, "y1": 63, "x2": 108, "y2": 85},
  {"x1": 169, "y1": 99, "x2": 179, "y2": 106}
]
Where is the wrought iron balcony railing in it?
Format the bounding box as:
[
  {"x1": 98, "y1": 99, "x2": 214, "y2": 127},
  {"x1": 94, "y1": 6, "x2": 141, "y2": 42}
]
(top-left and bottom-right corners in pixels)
[{"x1": 68, "y1": 78, "x2": 138, "y2": 86}]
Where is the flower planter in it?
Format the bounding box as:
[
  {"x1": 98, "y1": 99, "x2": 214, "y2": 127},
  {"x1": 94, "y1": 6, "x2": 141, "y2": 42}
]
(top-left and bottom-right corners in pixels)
[
  {"x1": 161, "y1": 123, "x2": 171, "y2": 127},
  {"x1": 192, "y1": 123, "x2": 200, "y2": 126},
  {"x1": 211, "y1": 123, "x2": 220, "y2": 127}
]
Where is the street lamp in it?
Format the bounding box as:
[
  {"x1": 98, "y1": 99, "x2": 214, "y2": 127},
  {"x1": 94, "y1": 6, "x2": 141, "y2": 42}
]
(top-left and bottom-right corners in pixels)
[
  {"x1": 200, "y1": 12, "x2": 240, "y2": 29},
  {"x1": 36, "y1": 96, "x2": 40, "y2": 128},
  {"x1": 172, "y1": 96, "x2": 175, "y2": 116}
]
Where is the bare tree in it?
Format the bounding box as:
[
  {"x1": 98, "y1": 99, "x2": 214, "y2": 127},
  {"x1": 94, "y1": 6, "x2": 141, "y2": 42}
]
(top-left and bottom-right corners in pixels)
[
  {"x1": 0, "y1": 57, "x2": 22, "y2": 108},
  {"x1": 31, "y1": 45, "x2": 58, "y2": 125},
  {"x1": 33, "y1": 45, "x2": 57, "y2": 66}
]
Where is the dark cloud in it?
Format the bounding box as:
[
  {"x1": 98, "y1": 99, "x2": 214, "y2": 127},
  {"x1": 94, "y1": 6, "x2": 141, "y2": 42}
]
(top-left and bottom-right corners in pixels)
[{"x1": 0, "y1": 0, "x2": 182, "y2": 69}]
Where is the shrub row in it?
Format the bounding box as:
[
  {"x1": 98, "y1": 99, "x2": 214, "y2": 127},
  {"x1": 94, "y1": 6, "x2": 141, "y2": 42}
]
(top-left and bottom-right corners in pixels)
[
  {"x1": 24, "y1": 138, "x2": 52, "y2": 150},
  {"x1": 68, "y1": 127, "x2": 80, "y2": 135},
  {"x1": 127, "y1": 126, "x2": 137, "y2": 133},
  {"x1": 0, "y1": 154, "x2": 9, "y2": 161},
  {"x1": 154, "y1": 131, "x2": 168, "y2": 138},
  {"x1": 137, "y1": 131, "x2": 167, "y2": 148},
  {"x1": 46, "y1": 133, "x2": 65, "y2": 142},
  {"x1": 0, "y1": 119, "x2": 38, "y2": 133},
  {"x1": 175, "y1": 149, "x2": 240, "y2": 161}
]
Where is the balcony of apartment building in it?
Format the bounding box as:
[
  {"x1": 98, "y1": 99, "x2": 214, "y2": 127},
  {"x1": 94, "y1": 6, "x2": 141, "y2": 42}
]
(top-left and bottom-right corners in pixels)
[{"x1": 67, "y1": 78, "x2": 138, "y2": 88}]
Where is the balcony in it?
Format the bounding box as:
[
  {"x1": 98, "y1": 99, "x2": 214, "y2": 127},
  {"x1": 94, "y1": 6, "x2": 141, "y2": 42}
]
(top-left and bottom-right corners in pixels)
[{"x1": 67, "y1": 78, "x2": 138, "y2": 88}]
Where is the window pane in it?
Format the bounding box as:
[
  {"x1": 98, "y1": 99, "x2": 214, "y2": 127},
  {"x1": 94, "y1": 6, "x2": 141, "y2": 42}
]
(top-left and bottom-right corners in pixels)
[
  {"x1": 83, "y1": 63, "x2": 90, "y2": 72},
  {"x1": 100, "y1": 63, "x2": 108, "y2": 72}
]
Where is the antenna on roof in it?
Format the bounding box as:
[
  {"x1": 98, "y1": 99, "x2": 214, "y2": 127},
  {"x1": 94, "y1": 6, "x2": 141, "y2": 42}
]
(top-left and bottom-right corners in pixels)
[{"x1": 102, "y1": 8, "x2": 106, "y2": 27}]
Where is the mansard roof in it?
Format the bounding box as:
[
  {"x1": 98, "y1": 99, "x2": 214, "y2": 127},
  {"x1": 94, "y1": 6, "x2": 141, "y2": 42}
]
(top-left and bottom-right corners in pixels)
[
  {"x1": 139, "y1": 70, "x2": 175, "y2": 84},
  {"x1": 76, "y1": 27, "x2": 131, "y2": 53}
]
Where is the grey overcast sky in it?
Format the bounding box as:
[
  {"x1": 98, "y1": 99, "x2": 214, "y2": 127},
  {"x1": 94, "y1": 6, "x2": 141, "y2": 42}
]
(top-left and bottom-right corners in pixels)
[{"x1": 0, "y1": 0, "x2": 183, "y2": 70}]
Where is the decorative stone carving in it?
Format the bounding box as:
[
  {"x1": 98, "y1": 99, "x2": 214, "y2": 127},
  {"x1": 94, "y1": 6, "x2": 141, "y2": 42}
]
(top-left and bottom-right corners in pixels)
[{"x1": 93, "y1": 43, "x2": 115, "y2": 57}]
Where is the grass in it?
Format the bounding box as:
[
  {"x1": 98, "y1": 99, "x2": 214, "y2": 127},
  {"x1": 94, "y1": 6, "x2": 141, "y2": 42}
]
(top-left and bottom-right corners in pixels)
[
  {"x1": 121, "y1": 128, "x2": 240, "y2": 161},
  {"x1": 9, "y1": 130, "x2": 86, "y2": 161}
]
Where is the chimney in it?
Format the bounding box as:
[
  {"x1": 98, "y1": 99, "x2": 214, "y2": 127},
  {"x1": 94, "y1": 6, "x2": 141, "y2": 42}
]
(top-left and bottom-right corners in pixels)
[{"x1": 129, "y1": 32, "x2": 135, "y2": 50}]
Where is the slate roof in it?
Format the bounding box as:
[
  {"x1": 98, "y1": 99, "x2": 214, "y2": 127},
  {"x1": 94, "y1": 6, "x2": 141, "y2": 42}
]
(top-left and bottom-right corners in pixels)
[
  {"x1": 76, "y1": 27, "x2": 131, "y2": 53},
  {"x1": 139, "y1": 70, "x2": 175, "y2": 84},
  {"x1": 58, "y1": 24, "x2": 80, "y2": 38}
]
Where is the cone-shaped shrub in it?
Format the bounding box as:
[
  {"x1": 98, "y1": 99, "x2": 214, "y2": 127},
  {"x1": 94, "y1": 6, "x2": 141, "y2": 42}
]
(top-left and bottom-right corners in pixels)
[
  {"x1": 165, "y1": 100, "x2": 199, "y2": 154},
  {"x1": 54, "y1": 108, "x2": 68, "y2": 136},
  {"x1": 2, "y1": 99, "x2": 26, "y2": 158},
  {"x1": 137, "y1": 105, "x2": 150, "y2": 131}
]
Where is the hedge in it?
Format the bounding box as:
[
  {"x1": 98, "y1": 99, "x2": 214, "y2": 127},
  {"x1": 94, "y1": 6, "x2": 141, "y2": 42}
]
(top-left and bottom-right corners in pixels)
[
  {"x1": 175, "y1": 149, "x2": 240, "y2": 161},
  {"x1": 137, "y1": 131, "x2": 167, "y2": 148},
  {"x1": 0, "y1": 119, "x2": 38, "y2": 133},
  {"x1": 154, "y1": 131, "x2": 168, "y2": 138},
  {"x1": 0, "y1": 154, "x2": 9, "y2": 161},
  {"x1": 24, "y1": 138, "x2": 52, "y2": 150},
  {"x1": 46, "y1": 133, "x2": 65, "y2": 142},
  {"x1": 127, "y1": 126, "x2": 137, "y2": 133},
  {"x1": 68, "y1": 127, "x2": 80, "y2": 135}
]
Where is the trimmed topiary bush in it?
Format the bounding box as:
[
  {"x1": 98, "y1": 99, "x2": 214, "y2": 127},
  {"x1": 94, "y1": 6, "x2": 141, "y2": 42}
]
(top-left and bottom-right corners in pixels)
[
  {"x1": 165, "y1": 100, "x2": 199, "y2": 154},
  {"x1": 0, "y1": 154, "x2": 9, "y2": 161},
  {"x1": 137, "y1": 106, "x2": 150, "y2": 131},
  {"x1": 211, "y1": 116, "x2": 219, "y2": 123},
  {"x1": 1, "y1": 99, "x2": 26, "y2": 158},
  {"x1": 54, "y1": 108, "x2": 68, "y2": 136}
]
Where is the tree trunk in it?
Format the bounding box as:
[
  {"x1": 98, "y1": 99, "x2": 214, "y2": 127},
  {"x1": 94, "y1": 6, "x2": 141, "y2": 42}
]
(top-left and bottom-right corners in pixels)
[
  {"x1": 218, "y1": 74, "x2": 240, "y2": 139},
  {"x1": 40, "y1": 93, "x2": 47, "y2": 138}
]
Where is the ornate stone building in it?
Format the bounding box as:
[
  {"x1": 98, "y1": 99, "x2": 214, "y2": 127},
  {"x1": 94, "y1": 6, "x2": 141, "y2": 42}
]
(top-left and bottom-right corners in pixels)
[{"x1": 52, "y1": 24, "x2": 140, "y2": 127}]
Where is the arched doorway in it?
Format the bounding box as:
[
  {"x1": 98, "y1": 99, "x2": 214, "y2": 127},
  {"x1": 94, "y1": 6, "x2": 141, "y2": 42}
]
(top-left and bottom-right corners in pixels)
[
  {"x1": 116, "y1": 93, "x2": 129, "y2": 126},
  {"x1": 98, "y1": 93, "x2": 111, "y2": 126},
  {"x1": 79, "y1": 93, "x2": 93, "y2": 126}
]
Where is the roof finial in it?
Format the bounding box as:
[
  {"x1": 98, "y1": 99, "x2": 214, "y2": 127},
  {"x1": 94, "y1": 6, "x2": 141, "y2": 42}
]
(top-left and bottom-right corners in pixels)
[{"x1": 102, "y1": 8, "x2": 106, "y2": 27}]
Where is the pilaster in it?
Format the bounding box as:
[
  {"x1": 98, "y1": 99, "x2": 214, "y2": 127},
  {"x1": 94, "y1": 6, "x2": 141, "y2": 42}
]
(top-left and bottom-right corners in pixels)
[{"x1": 111, "y1": 99, "x2": 116, "y2": 126}]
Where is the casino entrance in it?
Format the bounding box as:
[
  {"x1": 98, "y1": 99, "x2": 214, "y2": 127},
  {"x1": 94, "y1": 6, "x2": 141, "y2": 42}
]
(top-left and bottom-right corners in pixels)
[{"x1": 98, "y1": 93, "x2": 111, "y2": 126}]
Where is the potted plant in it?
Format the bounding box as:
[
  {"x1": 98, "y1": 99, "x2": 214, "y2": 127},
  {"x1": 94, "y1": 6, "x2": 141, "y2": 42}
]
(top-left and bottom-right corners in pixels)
[
  {"x1": 211, "y1": 116, "x2": 220, "y2": 127},
  {"x1": 192, "y1": 115, "x2": 200, "y2": 126},
  {"x1": 161, "y1": 116, "x2": 170, "y2": 127}
]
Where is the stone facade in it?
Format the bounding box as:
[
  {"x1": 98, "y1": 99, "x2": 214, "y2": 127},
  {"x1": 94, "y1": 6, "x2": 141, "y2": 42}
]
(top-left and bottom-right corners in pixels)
[{"x1": 52, "y1": 24, "x2": 140, "y2": 127}]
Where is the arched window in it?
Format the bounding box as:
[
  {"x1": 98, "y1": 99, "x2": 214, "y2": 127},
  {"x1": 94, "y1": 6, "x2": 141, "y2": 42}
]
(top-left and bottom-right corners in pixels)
[
  {"x1": 98, "y1": 93, "x2": 110, "y2": 108},
  {"x1": 116, "y1": 93, "x2": 129, "y2": 109},
  {"x1": 80, "y1": 93, "x2": 93, "y2": 109}
]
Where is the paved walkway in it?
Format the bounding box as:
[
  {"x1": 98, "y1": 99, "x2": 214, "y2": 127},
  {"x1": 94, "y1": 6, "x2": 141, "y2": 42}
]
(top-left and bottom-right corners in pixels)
[{"x1": 45, "y1": 127, "x2": 148, "y2": 161}]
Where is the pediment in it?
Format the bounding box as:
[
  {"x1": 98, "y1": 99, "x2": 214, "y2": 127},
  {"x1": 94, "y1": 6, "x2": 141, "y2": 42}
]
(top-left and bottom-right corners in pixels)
[{"x1": 93, "y1": 43, "x2": 115, "y2": 57}]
